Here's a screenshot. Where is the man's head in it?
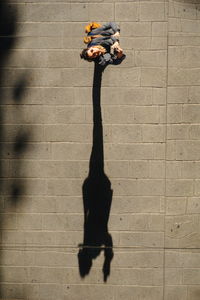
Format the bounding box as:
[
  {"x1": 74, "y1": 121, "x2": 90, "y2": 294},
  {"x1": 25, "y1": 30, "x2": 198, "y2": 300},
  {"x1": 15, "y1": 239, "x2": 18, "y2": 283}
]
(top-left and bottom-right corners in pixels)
[
  {"x1": 80, "y1": 46, "x2": 104, "y2": 61},
  {"x1": 80, "y1": 48, "x2": 91, "y2": 61},
  {"x1": 87, "y1": 47, "x2": 102, "y2": 58}
]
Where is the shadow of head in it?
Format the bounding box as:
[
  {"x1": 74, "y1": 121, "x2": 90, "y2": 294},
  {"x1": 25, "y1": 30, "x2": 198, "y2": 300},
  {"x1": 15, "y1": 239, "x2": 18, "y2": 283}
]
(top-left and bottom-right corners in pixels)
[
  {"x1": 78, "y1": 247, "x2": 96, "y2": 277},
  {"x1": 78, "y1": 244, "x2": 113, "y2": 282}
]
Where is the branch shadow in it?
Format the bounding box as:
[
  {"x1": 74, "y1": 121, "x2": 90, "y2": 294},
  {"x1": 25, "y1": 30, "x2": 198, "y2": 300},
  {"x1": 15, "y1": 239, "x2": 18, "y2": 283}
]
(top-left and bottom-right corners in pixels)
[
  {"x1": 78, "y1": 63, "x2": 113, "y2": 282},
  {"x1": 11, "y1": 72, "x2": 31, "y2": 202},
  {"x1": 0, "y1": 1, "x2": 31, "y2": 298},
  {"x1": 0, "y1": 1, "x2": 18, "y2": 296}
]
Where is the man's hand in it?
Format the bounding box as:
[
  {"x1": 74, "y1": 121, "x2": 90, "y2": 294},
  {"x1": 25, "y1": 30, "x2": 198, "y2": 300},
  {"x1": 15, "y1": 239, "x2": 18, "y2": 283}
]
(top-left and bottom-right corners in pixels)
[
  {"x1": 115, "y1": 44, "x2": 123, "y2": 58},
  {"x1": 112, "y1": 41, "x2": 119, "y2": 49},
  {"x1": 111, "y1": 41, "x2": 124, "y2": 58},
  {"x1": 116, "y1": 49, "x2": 123, "y2": 59},
  {"x1": 113, "y1": 31, "x2": 120, "y2": 38}
]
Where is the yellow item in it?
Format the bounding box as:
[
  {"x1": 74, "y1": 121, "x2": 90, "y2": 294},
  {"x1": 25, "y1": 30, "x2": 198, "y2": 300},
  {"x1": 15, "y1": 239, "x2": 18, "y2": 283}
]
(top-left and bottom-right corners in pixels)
[
  {"x1": 85, "y1": 22, "x2": 101, "y2": 33},
  {"x1": 84, "y1": 36, "x2": 92, "y2": 44}
]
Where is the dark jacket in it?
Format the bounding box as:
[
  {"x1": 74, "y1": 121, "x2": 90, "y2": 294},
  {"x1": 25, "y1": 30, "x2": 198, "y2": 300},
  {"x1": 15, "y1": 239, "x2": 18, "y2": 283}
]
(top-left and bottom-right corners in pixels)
[{"x1": 87, "y1": 22, "x2": 125, "y2": 67}]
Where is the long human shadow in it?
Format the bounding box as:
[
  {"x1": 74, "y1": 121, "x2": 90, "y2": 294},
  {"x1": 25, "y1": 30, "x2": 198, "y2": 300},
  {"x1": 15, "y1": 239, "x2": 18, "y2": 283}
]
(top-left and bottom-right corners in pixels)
[{"x1": 78, "y1": 63, "x2": 113, "y2": 282}]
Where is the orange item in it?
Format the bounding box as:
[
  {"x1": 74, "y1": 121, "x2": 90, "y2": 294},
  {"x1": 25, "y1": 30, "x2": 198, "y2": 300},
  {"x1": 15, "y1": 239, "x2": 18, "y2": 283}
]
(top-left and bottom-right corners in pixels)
[{"x1": 85, "y1": 22, "x2": 101, "y2": 33}]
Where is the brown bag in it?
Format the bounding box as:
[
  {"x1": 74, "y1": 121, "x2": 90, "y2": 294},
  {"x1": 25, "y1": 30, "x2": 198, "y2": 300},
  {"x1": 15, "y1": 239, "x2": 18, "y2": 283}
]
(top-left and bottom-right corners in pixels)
[{"x1": 83, "y1": 35, "x2": 101, "y2": 44}]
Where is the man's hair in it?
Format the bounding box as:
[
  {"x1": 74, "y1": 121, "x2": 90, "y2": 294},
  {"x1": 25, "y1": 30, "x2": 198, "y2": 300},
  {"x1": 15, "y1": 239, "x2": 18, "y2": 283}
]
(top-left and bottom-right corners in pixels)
[{"x1": 80, "y1": 48, "x2": 93, "y2": 62}]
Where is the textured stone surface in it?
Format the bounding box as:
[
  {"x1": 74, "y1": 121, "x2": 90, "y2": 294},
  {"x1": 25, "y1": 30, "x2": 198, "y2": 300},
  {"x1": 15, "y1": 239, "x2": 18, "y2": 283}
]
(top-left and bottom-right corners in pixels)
[{"x1": 0, "y1": 0, "x2": 199, "y2": 299}]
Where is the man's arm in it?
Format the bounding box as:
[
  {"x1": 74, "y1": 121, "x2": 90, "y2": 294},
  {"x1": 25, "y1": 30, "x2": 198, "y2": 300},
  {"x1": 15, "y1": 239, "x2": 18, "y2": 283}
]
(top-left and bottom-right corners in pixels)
[
  {"x1": 102, "y1": 22, "x2": 120, "y2": 33},
  {"x1": 97, "y1": 52, "x2": 126, "y2": 67}
]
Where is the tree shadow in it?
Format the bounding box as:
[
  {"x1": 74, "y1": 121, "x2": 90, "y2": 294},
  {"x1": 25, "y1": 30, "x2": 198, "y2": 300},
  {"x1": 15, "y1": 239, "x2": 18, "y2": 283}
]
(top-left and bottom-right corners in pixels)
[
  {"x1": 0, "y1": 1, "x2": 17, "y2": 296},
  {"x1": 0, "y1": 1, "x2": 31, "y2": 298},
  {"x1": 78, "y1": 63, "x2": 113, "y2": 282},
  {"x1": 11, "y1": 72, "x2": 31, "y2": 202}
]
